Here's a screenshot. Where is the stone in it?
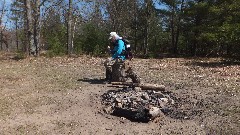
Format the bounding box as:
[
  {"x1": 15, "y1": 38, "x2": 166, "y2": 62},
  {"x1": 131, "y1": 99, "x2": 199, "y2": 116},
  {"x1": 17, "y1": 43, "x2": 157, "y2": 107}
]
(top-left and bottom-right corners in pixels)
[
  {"x1": 141, "y1": 94, "x2": 150, "y2": 100},
  {"x1": 134, "y1": 87, "x2": 142, "y2": 91},
  {"x1": 117, "y1": 103, "x2": 123, "y2": 108},
  {"x1": 115, "y1": 98, "x2": 122, "y2": 103},
  {"x1": 148, "y1": 107, "x2": 163, "y2": 120},
  {"x1": 158, "y1": 99, "x2": 167, "y2": 108},
  {"x1": 101, "y1": 84, "x2": 175, "y2": 122},
  {"x1": 160, "y1": 98, "x2": 168, "y2": 103},
  {"x1": 104, "y1": 106, "x2": 113, "y2": 114},
  {"x1": 154, "y1": 92, "x2": 165, "y2": 98}
]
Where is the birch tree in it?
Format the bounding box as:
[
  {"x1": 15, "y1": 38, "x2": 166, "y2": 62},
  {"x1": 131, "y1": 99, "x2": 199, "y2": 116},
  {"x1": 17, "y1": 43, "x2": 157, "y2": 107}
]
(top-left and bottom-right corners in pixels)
[
  {"x1": 24, "y1": 0, "x2": 34, "y2": 55},
  {"x1": 67, "y1": 0, "x2": 73, "y2": 55},
  {"x1": 0, "y1": 0, "x2": 6, "y2": 50}
]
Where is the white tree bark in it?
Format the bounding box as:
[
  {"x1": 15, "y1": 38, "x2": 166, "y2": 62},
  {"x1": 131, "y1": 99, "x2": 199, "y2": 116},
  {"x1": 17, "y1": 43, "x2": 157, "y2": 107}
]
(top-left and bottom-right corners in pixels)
[
  {"x1": 34, "y1": 0, "x2": 41, "y2": 56},
  {"x1": 67, "y1": 0, "x2": 73, "y2": 55},
  {"x1": 0, "y1": 0, "x2": 6, "y2": 50},
  {"x1": 25, "y1": 0, "x2": 34, "y2": 55}
]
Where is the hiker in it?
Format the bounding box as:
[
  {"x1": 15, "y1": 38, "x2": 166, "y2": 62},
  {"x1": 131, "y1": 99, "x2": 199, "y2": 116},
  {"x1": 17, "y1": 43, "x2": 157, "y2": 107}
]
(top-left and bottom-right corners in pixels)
[
  {"x1": 104, "y1": 32, "x2": 126, "y2": 81},
  {"x1": 108, "y1": 32, "x2": 126, "y2": 60}
]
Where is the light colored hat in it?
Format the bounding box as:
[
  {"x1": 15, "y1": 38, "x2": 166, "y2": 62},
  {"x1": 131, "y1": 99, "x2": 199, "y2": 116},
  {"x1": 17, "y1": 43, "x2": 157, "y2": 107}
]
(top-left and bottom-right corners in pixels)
[{"x1": 109, "y1": 32, "x2": 117, "y2": 39}]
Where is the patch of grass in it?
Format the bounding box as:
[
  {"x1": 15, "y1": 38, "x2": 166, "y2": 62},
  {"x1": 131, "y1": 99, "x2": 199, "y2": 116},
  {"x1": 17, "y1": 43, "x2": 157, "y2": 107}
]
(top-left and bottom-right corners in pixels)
[
  {"x1": 23, "y1": 96, "x2": 56, "y2": 114},
  {"x1": 14, "y1": 124, "x2": 39, "y2": 134},
  {"x1": 206, "y1": 122, "x2": 239, "y2": 135},
  {"x1": 52, "y1": 120, "x2": 79, "y2": 131},
  {"x1": 44, "y1": 50, "x2": 66, "y2": 58},
  {"x1": 12, "y1": 52, "x2": 26, "y2": 61}
]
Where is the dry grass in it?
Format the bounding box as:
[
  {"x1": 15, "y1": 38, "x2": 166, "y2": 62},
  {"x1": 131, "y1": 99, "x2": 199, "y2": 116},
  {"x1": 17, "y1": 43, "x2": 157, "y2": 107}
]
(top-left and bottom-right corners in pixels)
[{"x1": 0, "y1": 52, "x2": 239, "y2": 134}]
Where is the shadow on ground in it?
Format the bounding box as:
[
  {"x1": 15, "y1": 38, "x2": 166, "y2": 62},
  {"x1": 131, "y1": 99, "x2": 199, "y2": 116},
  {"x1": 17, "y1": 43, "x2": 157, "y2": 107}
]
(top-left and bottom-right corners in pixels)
[
  {"x1": 77, "y1": 78, "x2": 107, "y2": 84},
  {"x1": 185, "y1": 59, "x2": 240, "y2": 68}
]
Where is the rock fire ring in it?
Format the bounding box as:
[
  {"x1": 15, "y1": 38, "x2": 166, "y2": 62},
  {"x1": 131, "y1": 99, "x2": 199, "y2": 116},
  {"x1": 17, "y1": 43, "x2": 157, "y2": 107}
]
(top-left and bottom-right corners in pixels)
[{"x1": 101, "y1": 82, "x2": 174, "y2": 123}]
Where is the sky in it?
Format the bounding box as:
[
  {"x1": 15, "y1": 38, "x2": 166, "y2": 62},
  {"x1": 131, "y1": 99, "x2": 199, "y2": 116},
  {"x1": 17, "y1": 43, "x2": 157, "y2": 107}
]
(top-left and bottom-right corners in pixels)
[
  {"x1": 1, "y1": 0, "x2": 13, "y2": 29},
  {"x1": 5, "y1": 0, "x2": 13, "y2": 4},
  {"x1": 1, "y1": 0, "x2": 167, "y2": 29}
]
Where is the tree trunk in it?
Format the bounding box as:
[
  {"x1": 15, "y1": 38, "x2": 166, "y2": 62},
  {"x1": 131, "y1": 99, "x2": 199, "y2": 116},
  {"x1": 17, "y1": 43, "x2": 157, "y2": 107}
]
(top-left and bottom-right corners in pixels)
[
  {"x1": 0, "y1": 0, "x2": 6, "y2": 50},
  {"x1": 226, "y1": 43, "x2": 232, "y2": 56},
  {"x1": 144, "y1": 26, "x2": 149, "y2": 55},
  {"x1": 25, "y1": 0, "x2": 34, "y2": 55},
  {"x1": 111, "y1": 60, "x2": 126, "y2": 82},
  {"x1": 0, "y1": 31, "x2": 2, "y2": 50},
  {"x1": 171, "y1": 7, "x2": 176, "y2": 54},
  {"x1": 192, "y1": 18, "x2": 200, "y2": 56},
  {"x1": 144, "y1": 0, "x2": 150, "y2": 55},
  {"x1": 23, "y1": 16, "x2": 28, "y2": 53},
  {"x1": 191, "y1": 0, "x2": 203, "y2": 57},
  {"x1": 67, "y1": 0, "x2": 73, "y2": 55},
  {"x1": 0, "y1": 0, "x2": 6, "y2": 26},
  {"x1": 174, "y1": 0, "x2": 184, "y2": 55},
  {"x1": 72, "y1": 17, "x2": 78, "y2": 53},
  {"x1": 15, "y1": 19, "x2": 19, "y2": 50},
  {"x1": 134, "y1": 0, "x2": 137, "y2": 52},
  {"x1": 34, "y1": 0, "x2": 41, "y2": 56}
]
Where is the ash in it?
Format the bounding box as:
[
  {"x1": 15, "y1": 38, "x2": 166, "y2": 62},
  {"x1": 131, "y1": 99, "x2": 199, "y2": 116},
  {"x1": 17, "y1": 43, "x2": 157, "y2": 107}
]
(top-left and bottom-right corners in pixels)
[{"x1": 101, "y1": 87, "x2": 175, "y2": 122}]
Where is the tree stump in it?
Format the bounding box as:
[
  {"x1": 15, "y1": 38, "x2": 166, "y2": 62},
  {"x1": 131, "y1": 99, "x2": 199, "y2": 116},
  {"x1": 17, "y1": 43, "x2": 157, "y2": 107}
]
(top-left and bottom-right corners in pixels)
[
  {"x1": 105, "y1": 65, "x2": 112, "y2": 81},
  {"x1": 111, "y1": 60, "x2": 126, "y2": 82}
]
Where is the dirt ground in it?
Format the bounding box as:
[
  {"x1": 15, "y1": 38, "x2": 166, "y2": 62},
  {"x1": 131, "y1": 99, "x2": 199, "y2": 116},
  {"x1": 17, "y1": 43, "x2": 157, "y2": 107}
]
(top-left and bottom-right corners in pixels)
[{"x1": 0, "y1": 52, "x2": 239, "y2": 135}]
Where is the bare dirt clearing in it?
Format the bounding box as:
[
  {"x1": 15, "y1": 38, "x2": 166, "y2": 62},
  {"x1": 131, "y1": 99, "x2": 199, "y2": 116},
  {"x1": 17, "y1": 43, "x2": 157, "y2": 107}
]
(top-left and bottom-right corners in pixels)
[{"x1": 0, "y1": 52, "x2": 239, "y2": 134}]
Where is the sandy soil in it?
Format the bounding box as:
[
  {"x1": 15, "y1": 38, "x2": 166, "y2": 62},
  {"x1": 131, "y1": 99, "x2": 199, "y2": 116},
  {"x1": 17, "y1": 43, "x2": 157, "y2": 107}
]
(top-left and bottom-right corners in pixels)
[{"x1": 0, "y1": 52, "x2": 239, "y2": 135}]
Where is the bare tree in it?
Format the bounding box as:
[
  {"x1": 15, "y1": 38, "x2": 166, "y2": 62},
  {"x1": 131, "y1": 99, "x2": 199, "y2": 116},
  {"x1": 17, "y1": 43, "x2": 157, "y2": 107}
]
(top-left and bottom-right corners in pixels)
[
  {"x1": 24, "y1": 0, "x2": 34, "y2": 55},
  {"x1": 22, "y1": 0, "x2": 48, "y2": 55},
  {"x1": 0, "y1": 0, "x2": 6, "y2": 50},
  {"x1": 33, "y1": 0, "x2": 41, "y2": 56},
  {"x1": 144, "y1": 0, "x2": 151, "y2": 55},
  {"x1": 106, "y1": 0, "x2": 133, "y2": 34},
  {"x1": 0, "y1": 0, "x2": 11, "y2": 51},
  {"x1": 67, "y1": 0, "x2": 73, "y2": 55},
  {"x1": 174, "y1": 0, "x2": 184, "y2": 55}
]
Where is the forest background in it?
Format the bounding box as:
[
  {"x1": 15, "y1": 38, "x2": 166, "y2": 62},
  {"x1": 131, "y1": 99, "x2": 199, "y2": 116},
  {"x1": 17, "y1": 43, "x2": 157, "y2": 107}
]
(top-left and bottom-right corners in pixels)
[{"x1": 0, "y1": 0, "x2": 239, "y2": 59}]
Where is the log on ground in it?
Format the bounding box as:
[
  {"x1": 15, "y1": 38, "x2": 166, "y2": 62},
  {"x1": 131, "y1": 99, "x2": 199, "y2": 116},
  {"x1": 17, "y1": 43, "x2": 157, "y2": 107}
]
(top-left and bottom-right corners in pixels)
[{"x1": 111, "y1": 82, "x2": 166, "y2": 91}]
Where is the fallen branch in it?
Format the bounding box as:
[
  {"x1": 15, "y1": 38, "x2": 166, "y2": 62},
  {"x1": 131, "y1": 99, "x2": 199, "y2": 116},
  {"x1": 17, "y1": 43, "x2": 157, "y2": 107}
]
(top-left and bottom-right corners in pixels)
[{"x1": 111, "y1": 82, "x2": 166, "y2": 91}]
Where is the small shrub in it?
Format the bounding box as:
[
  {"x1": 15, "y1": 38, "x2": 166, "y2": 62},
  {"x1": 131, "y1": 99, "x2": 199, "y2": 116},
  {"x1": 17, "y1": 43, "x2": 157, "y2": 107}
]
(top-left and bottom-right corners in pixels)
[{"x1": 12, "y1": 51, "x2": 26, "y2": 60}]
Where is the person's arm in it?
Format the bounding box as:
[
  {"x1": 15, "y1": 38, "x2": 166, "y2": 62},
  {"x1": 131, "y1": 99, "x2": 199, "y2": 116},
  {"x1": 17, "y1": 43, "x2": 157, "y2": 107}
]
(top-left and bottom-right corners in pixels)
[{"x1": 112, "y1": 40, "x2": 124, "y2": 59}]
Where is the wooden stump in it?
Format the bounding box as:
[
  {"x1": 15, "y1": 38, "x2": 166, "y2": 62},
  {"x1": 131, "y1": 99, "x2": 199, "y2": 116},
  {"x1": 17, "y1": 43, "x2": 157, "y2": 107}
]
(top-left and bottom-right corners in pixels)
[
  {"x1": 111, "y1": 60, "x2": 126, "y2": 82},
  {"x1": 105, "y1": 65, "x2": 112, "y2": 81}
]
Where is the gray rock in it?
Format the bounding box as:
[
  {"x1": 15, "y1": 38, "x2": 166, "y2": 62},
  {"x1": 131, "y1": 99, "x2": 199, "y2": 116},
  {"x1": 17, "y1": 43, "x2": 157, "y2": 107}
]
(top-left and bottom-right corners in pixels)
[
  {"x1": 141, "y1": 94, "x2": 150, "y2": 100},
  {"x1": 104, "y1": 106, "x2": 113, "y2": 114},
  {"x1": 115, "y1": 98, "x2": 122, "y2": 103},
  {"x1": 134, "y1": 87, "x2": 142, "y2": 91}
]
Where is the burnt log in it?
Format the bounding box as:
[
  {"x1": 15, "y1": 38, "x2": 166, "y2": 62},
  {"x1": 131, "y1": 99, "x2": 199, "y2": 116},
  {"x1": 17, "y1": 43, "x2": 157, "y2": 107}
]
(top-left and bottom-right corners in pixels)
[
  {"x1": 112, "y1": 106, "x2": 163, "y2": 122},
  {"x1": 111, "y1": 82, "x2": 166, "y2": 92}
]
